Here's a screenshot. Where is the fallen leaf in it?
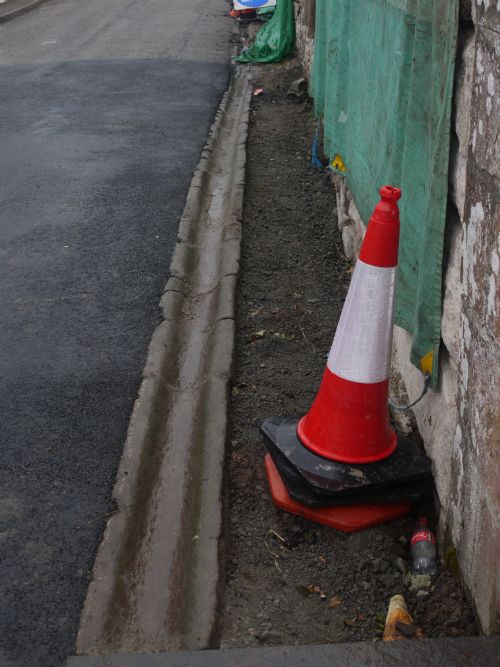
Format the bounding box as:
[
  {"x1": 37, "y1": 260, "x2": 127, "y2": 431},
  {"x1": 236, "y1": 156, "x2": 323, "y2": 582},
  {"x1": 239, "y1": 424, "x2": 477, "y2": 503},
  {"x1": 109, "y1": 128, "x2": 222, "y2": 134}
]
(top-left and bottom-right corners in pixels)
[
  {"x1": 273, "y1": 332, "x2": 295, "y2": 342},
  {"x1": 375, "y1": 610, "x2": 386, "y2": 634},
  {"x1": 329, "y1": 595, "x2": 342, "y2": 609},
  {"x1": 231, "y1": 387, "x2": 239, "y2": 397},
  {"x1": 343, "y1": 610, "x2": 366, "y2": 627},
  {"x1": 306, "y1": 584, "x2": 327, "y2": 598},
  {"x1": 250, "y1": 330, "x2": 266, "y2": 341}
]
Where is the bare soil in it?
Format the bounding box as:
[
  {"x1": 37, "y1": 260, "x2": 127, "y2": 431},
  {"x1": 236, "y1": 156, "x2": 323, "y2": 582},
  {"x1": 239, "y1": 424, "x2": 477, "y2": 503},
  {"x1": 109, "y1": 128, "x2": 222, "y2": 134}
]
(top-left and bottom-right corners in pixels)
[{"x1": 220, "y1": 59, "x2": 478, "y2": 648}]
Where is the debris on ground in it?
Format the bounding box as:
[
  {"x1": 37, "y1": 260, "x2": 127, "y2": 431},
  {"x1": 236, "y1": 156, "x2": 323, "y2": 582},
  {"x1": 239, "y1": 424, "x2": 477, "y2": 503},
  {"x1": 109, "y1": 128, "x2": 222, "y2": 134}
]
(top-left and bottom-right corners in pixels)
[
  {"x1": 410, "y1": 517, "x2": 438, "y2": 576},
  {"x1": 235, "y1": 0, "x2": 295, "y2": 64},
  {"x1": 230, "y1": 8, "x2": 256, "y2": 20},
  {"x1": 383, "y1": 594, "x2": 423, "y2": 641},
  {"x1": 405, "y1": 572, "x2": 434, "y2": 594},
  {"x1": 286, "y1": 77, "x2": 307, "y2": 102},
  {"x1": 311, "y1": 125, "x2": 326, "y2": 170},
  {"x1": 329, "y1": 595, "x2": 342, "y2": 609},
  {"x1": 221, "y1": 60, "x2": 478, "y2": 648}
]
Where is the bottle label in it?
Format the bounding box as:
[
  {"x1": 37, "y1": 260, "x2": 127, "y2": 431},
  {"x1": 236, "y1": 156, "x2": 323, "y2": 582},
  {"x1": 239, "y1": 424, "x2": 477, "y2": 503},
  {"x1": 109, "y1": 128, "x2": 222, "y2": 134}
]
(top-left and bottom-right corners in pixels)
[{"x1": 411, "y1": 529, "x2": 435, "y2": 545}]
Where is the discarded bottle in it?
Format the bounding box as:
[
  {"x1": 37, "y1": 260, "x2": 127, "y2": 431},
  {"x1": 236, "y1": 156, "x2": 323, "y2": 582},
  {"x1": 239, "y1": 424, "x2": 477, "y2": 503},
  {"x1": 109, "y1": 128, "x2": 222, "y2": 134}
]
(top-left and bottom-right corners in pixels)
[{"x1": 410, "y1": 517, "x2": 438, "y2": 576}]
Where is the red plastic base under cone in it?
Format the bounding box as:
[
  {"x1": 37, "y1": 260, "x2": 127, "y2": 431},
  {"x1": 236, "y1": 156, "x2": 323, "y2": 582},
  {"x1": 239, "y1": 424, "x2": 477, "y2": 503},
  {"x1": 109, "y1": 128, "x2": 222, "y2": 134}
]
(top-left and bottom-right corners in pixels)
[{"x1": 264, "y1": 454, "x2": 411, "y2": 533}]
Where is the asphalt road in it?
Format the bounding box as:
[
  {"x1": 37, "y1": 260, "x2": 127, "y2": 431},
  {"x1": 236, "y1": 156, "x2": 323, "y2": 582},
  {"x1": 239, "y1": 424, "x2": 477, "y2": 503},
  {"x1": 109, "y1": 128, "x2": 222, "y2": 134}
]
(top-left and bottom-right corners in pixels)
[{"x1": 0, "y1": 1, "x2": 231, "y2": 665}]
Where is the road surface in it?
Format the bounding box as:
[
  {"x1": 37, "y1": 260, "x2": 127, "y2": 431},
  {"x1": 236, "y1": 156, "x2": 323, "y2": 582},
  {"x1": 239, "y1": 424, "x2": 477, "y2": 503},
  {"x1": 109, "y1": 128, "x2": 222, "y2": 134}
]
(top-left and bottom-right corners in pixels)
[{"x1": 0, "y1": 1, "x2": 231, "y2": 664}]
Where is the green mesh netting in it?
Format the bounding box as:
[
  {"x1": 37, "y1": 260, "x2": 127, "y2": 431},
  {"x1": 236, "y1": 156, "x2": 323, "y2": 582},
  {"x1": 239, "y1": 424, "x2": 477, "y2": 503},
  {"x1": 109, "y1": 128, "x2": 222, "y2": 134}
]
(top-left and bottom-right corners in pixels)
[
  {"x1": 235, "y1": 0, "x2": 295, "y2": 64},
  {"x1": 311, "y1": 0, "x2": 459, "y2": 386}
]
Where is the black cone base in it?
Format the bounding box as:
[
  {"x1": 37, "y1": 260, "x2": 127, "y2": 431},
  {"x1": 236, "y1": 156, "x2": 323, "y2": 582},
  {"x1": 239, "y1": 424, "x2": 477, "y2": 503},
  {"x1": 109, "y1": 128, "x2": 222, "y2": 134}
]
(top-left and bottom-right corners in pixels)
[{"x1": 261, "y1": 416, "x2": 432, "y2": 505}]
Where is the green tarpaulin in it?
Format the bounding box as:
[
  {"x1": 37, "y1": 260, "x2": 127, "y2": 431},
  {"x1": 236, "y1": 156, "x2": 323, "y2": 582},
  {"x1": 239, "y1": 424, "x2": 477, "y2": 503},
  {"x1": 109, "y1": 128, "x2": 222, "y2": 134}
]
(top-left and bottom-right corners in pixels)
[
  {"x1": 235, "y1": 0, "x2": 295, "y2": 64},
  {"x1": 312, "y1": 0, "x2": 459, "y2": 386}
]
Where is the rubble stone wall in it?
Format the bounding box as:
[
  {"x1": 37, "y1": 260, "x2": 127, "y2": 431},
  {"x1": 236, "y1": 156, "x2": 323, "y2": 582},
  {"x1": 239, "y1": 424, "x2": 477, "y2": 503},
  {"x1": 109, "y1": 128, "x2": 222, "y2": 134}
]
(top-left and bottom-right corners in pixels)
[
  {"x1": 294, "y1": 0, "x2": 315, "y2": 80},
  {"x1": 295, "y1": 0, "x2": 500, "y2": 634}
]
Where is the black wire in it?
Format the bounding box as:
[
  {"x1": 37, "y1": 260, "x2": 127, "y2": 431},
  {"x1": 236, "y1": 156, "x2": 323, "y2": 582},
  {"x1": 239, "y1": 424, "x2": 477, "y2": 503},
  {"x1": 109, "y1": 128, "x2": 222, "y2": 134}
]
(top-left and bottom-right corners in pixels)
[{"x1": 389, "y1": 373, "x2": 432, "y2": 411}]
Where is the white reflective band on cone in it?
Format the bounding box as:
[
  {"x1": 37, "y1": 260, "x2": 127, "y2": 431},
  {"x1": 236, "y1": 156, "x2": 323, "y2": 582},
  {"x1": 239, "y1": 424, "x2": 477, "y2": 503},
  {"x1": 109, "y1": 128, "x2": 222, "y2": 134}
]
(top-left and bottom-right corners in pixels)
[{"x1": 327, "y1": 260, "x2": 396, "y2": 384}]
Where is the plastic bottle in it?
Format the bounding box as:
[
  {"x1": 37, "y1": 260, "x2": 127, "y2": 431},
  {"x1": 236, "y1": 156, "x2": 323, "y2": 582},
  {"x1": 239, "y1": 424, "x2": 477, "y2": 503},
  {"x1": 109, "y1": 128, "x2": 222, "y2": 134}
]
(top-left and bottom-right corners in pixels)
[{"x1": 410, "y1": 517, "x2": 437, "y2": 576}]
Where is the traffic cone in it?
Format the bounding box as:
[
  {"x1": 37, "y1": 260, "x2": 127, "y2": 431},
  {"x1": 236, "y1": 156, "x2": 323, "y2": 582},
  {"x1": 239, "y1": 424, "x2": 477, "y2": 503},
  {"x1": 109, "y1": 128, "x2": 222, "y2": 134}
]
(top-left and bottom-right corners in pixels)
[
  {"x1": 261, "y1": 186, "x2": 432, "y2": 531},
  {"x1": 298, "y1": 185, "x2": 401, "y2": 464}
]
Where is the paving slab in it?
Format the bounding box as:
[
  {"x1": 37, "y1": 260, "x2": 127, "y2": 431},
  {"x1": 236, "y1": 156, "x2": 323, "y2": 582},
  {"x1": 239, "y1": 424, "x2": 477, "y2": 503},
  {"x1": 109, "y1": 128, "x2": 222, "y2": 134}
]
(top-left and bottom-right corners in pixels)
[{"x1": 68, "y1": 637, "x2": 500, "y2": 667}]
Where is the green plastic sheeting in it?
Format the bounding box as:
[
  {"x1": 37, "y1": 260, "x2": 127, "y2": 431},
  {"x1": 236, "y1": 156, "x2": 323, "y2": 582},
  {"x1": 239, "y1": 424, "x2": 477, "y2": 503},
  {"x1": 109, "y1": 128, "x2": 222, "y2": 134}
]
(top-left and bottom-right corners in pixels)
[
  {"x1": 311, "y1": 0, "x2": 459, "y2": 386},
  {"x1": 235, "y1": 0, "x2": 295, "y2": 64},
  {"x1": 256, "y1": 7, "x2": 275, "y2": 16}
]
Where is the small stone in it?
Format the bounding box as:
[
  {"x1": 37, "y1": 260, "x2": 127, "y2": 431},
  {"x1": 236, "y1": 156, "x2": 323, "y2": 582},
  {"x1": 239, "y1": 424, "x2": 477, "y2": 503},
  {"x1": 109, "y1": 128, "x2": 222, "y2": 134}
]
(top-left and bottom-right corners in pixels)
[
  {"x1": 259, "y1": 629, "x2": 283, "y2": 642},
  {"x1": 361, "y1": 581, "x2": 371, "y2": 591},
  {"x1": 405, "y1": 572, "x2": 433, "y2": 592},
  {"x1": 286, "y1": 77, "x2": 308, "y2": 101}
]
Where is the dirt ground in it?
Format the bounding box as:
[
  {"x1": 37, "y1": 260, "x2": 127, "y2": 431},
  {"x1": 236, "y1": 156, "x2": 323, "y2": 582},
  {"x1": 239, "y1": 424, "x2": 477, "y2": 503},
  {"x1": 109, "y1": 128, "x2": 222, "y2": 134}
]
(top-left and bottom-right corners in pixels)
[{"x1": 219, "y1": 59, "x2": 478, "y2": 648}]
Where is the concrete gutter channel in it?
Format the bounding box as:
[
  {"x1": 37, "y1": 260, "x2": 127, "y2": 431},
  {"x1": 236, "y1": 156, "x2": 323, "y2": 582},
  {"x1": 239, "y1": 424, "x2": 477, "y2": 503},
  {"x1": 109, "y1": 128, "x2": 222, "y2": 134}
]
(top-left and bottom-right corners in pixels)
[
  {"x1": 69, "y1": 71, "x2": 499, "y2": 666},
  {"x1": 0, "y1": 0, "x2": 51, "y2": 23},
  {"x1": 74, "y1": 71, "x2": 251, "y2": 656}
]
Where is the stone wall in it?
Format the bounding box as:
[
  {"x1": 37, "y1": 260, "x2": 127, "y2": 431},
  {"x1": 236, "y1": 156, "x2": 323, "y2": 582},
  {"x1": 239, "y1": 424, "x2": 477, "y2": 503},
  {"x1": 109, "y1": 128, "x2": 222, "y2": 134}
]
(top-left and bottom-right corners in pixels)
[
  {"x1": 294, "y1": 0, "x2": 315, "y2": 79},
  {"x1": 295, "y1": 0, "x2": 500, "y2": 634}
]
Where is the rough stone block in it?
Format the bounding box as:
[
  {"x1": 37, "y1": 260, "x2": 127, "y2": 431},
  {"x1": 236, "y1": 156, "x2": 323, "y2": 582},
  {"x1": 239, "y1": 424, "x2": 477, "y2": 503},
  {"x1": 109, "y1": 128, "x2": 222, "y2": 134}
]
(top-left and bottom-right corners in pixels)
[
  {"x1": 391, "y1": 328, "x2": 457, "y2": 509},
  {"x1": 472, "y1": 0, "x2": 500, "y2": 30},
  {"x1": 469, "y1": 24, "x2": 500, "y2": 179},
  {"x1": 450, "y1": 28, "x2": 476, "y2": 218},
  {"x1": 442, "y1": 211, "x2": 464, "y2": 363}
]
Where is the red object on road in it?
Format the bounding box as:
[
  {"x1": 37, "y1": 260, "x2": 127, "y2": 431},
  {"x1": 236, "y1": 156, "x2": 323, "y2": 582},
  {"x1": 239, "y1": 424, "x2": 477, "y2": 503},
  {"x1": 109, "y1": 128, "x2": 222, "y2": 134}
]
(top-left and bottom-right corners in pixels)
[
  {"x1": 297, "y1": 186, "x2": 402, "y2": 464},
  {"x1": 229, "y1": 8, "x2": 256, "y2": 17},
  {"x1": 264, "y1": 455, "x2": 410, "y2": 533}
]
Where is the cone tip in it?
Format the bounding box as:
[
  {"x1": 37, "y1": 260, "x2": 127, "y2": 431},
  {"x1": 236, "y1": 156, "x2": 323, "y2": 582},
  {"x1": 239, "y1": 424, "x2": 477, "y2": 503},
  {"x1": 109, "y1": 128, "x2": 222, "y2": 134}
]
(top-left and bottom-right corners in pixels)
[{"x1": 379, "y1": 185, "x2": 401, "y2": 202}]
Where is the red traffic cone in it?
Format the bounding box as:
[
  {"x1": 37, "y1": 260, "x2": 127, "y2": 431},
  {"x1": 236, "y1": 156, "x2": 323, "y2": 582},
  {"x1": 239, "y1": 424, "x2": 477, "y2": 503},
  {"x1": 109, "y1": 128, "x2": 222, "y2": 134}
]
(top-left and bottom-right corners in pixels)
[
  {"x1": 297, "y1": 185, "x2": 401, "y2": 463},
  {"x1": 261, "y1": 186, "x2": 432, "y2": 531}
]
